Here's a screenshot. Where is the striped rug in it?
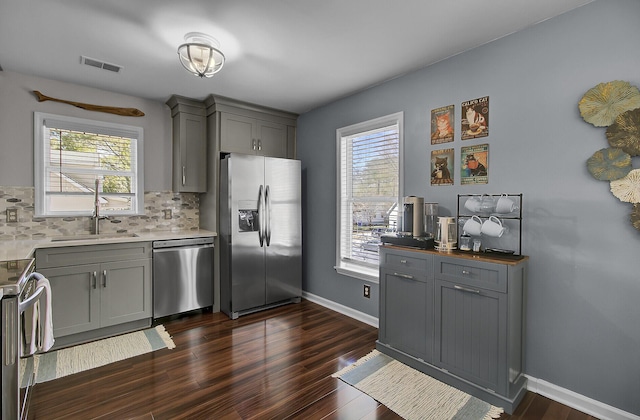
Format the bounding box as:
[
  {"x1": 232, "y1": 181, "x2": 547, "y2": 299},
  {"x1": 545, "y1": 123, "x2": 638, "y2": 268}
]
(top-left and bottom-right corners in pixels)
[
  {"x1": 332, "y1": 350, "x2": 503, "y2": 420},
  {"x1": 21, "y1": 325, "x2": 175, "y2": 386}
]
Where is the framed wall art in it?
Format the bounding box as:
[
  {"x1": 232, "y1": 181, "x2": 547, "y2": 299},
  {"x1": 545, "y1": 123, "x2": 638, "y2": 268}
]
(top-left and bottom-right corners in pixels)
[
  {"x1": 430, "y1": 105, "x2": 454, "y2": 144},
  {"x1": 461, "y1": 96, "x2": 489, "y2": 140},
  {"x1": 431, "y1": 148, "x2": 454, "y2": 186},
  {"x1": 461, "y1": 143, "x2": 489, "y2": 185}
]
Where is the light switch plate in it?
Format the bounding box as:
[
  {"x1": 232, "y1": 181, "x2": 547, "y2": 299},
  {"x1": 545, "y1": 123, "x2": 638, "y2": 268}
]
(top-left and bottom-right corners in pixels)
[{"x1": 6, "y1": 208, "x2": 18, "y2": 223}]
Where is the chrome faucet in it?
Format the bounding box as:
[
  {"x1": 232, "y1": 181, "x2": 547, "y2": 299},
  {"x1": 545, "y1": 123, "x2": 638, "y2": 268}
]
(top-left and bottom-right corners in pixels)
[{"x1": 91, "y1": 179, "x2": 108, "y2": 234}]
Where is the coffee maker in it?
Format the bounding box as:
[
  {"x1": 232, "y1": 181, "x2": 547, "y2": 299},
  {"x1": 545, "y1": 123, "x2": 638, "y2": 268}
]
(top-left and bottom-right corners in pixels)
[{"x1": 401, "y1": 196, "x2": 424, "y2": 237}]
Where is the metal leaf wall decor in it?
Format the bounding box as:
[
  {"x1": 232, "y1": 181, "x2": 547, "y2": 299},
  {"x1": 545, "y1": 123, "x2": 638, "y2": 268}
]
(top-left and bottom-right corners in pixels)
[
  {"x1": 578, "y1": 80, "x2": 640, "y2": 127},
  {"x1": 579, "y1": 80, "x2": 640, "y2": 232},
  {"x1": 586, "y1": 147, "x2": 632, "y2": 181},
  {"x1": 606, "y1": 108, "x2": 640, "y2": 156}
]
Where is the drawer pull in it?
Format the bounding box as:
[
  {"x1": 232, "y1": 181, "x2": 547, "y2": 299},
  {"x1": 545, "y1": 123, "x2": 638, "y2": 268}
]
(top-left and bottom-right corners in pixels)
[
  {"x1": 462, "y1": 270, "x2": 471, "y2": 275},
  {"x1": 393, "y1": 272, "x2": 414, "y2": 280},
  {"x1": 400, "y1": 259, "x2": 407, "y2": 264},
  {"x1": 92, "y1": 271, "x2": 97, "y2": 289},
  {"x1": 454, "y1": 285, "x2": 481, "y2": 294},
  {"x1": 103, "y1": 270, "x2": 107, "y2": 287}
]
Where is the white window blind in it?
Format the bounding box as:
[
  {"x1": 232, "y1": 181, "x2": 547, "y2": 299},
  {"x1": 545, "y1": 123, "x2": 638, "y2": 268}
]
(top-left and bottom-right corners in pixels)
[
  {"x1": 34, "y1": 112, "x2": 144, "y2": 217},
  {"x1": 336, "y1": 112, "x2": 403, "y2": 281}
]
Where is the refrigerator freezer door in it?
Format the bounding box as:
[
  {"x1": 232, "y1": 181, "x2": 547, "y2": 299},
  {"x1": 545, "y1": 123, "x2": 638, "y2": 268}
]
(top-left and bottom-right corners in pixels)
[
  {"x1": 229, "y1": 154, "x2": 267, "y2": 312},
  {"x1": 264, "y1": 157, "x2": 302, "y2": 304}
]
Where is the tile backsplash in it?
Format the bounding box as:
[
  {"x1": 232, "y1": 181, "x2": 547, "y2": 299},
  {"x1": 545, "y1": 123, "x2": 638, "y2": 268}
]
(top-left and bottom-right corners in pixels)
[{"x1": 0, "y1": 186, "x2": 200, "y2": 240}]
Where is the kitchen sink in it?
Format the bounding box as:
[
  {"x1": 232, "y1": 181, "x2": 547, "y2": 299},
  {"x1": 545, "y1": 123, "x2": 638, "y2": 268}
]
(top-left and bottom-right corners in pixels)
[{"x1": 51, "y1": 233, "x2": 139, "y2": 242}]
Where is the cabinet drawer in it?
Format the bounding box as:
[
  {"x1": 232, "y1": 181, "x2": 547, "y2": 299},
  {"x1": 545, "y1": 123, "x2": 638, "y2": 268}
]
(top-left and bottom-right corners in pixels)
[
  {"x1": 381, "y1": 249, "x2": 431, "y2": 274},
  {"x1": 36, "y1": 242, "x2": 151, "y2": 268},
  {"x1": 434, "y1": 256, "x2": 507, "y2": 293}
]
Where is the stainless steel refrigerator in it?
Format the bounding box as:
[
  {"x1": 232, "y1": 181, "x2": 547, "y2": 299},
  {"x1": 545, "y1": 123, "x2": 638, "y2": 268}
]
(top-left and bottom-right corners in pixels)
[{"x1": 220, "y1": 153, "x2": 301, "y2": 319}]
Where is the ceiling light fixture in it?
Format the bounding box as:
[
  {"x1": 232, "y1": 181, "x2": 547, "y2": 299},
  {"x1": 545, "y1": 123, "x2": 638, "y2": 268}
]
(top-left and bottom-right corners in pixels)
[{"x1": 177, "y1": 32, "x2": 225, "y2": 78}]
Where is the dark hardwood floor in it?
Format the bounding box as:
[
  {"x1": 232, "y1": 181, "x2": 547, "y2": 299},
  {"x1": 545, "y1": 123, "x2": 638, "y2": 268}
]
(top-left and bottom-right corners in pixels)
[{"x1": 27, "y1": 300, "x2": 597, "y2": 419}]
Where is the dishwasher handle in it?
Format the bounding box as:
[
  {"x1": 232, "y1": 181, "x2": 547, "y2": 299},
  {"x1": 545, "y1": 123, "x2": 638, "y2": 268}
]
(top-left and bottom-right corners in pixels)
[
  {"x1": 152, "y1": 243, "x2": 214, "y2": 254},
  {"x1": 152, "y1": 237, "x2": 214, "y2": 249}
]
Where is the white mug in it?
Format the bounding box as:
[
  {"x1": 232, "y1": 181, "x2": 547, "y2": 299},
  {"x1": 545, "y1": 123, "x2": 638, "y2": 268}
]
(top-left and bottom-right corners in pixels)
[
  {"x1": 464, "y1": 196, "x2": 482, "y2": 212},
  {"x1": 495, "y1": 194, "x2": 517, "y2": 213},
  {"x1": 481, "y1": 216, "x2": 507, "y2": 237},
  {"x1": 462, "y1": 215, "x2": 483, "y2": 236}
]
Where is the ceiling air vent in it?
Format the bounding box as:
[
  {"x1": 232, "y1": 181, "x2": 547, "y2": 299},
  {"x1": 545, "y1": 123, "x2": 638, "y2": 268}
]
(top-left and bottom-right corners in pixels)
[{"x1": 80, "y1": 56, "x2": 122, "y2": 73}]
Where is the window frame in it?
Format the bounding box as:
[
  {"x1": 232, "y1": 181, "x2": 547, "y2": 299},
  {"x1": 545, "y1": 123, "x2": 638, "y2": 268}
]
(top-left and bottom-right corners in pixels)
[
  {"x1": 33, "y1": 112, "x2": 145, "y2": 217},
  {"x1": 335, "y1": 112, "x2": 404, "y2": 282}
]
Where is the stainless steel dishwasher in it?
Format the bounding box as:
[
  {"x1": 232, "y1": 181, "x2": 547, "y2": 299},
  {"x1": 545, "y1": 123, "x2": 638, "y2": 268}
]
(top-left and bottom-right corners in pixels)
[{"x1": 152, "y1": 237, "x2": 214, "y2": 318}]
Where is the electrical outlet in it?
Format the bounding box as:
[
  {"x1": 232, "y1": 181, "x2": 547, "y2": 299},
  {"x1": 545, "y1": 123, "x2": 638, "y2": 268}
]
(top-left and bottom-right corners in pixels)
[
  {"x1": 363, "y1": 284, "x2": 371, "y2": 298},
  {"x1": 6, "y1": 208, "x2": 18, "y2": 223},
  {"x1": 162, "y1": 209, "x2": 172, "y2": 219}
]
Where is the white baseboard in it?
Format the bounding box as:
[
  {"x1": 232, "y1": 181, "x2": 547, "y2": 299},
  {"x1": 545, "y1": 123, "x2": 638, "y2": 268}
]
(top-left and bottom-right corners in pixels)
[
  {"x1": 302, "y1": 291, "x2": 379, "y2": 328},
  {"x1": 525, "y1": 375, "x2": 639, "y2": 420},
  {"x1": 302, "y1": 292, "x2": 639, "y2": 420}
]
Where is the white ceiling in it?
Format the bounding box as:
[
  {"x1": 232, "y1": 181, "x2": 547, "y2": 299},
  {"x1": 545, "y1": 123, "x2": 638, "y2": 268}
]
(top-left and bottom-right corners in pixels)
[{"x1": 0, "y1": 0, "x2": 594, "y2": 114}]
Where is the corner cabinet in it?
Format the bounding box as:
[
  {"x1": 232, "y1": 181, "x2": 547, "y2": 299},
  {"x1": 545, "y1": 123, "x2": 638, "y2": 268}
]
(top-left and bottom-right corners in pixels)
[
  {"x1": 167, "y1": 95, "x2": 207, "y2": 192},
  {"x1": 35, "y1": 242, "x2": 152, "y2": 348},
  {"x1": 377, "y1": 246, "x2": 528, "y2": 414},
  {"x1": 205, "y1": 95, "x2": 297, "y2": 159}
]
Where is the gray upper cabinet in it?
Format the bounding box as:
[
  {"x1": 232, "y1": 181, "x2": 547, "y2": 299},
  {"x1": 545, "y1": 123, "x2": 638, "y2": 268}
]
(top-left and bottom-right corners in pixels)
[
  {"x1": 377, "y1": 246, "x2": 528, "y2": 414},
  {"x1": 220, "y1": 113, "x2": 288, "y2": 157},
  {"x1": 206, "y1": 95, "x2": 297, "y2": 159},
  {"x1": 167, "y1": 95, "x2": 207, "y2": 192}
]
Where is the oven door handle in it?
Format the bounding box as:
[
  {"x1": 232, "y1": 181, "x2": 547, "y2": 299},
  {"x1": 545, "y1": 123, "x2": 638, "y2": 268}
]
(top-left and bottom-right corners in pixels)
[{"x1": 19, "y1": 286, "x2": 45, "y2": 314}]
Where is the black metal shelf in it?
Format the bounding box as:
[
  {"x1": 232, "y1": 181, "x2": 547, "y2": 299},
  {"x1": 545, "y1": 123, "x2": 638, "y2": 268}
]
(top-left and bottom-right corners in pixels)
[{"x1": 457, "y1": 194, "x2": 523, "y2": 255}]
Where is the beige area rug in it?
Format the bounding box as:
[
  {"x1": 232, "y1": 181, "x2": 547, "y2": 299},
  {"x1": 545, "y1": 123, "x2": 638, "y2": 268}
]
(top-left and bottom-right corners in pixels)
[
  {"x1": 333, "y1": 350, "x2": 503, "y2": 420},
  {"x1": 20, "y1": 325, "x2": 175, "y2": 386}
]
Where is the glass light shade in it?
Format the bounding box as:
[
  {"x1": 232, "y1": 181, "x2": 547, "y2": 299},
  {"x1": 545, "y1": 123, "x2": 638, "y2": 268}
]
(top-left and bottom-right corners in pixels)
[{"x1": 178, "y1": 33, "x2": 225, "y2": 78}]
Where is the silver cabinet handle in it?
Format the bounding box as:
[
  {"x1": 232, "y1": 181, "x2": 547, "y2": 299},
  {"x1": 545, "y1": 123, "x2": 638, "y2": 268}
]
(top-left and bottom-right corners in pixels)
[
  {"x1": 393, "y1": 272, "x2": 414, "y2": 280},
  {"x1": 182, "y1": 166, "x2": 186, "y2": 186},
  {"x1": 400, "y1": 259, "x2": 407, "y2": 264},
  {"x1": 454, "y1": 285, "x2": 481, "y2": 294},
  {"x1": 92, "y1": 271, "x2": 97, "y2": 289},
  {"x1": 102, "y1": 270, "x2": 107, "y2": 287},
  {"x1": 252, "y1": 139, "x2": 256, "y2": 150},
  {"x1": 257, "y1": 139, "x2": 262, "y2": 151},
  {"x1": 461, "y1": 270, "x2": 471, "y2": 275}
]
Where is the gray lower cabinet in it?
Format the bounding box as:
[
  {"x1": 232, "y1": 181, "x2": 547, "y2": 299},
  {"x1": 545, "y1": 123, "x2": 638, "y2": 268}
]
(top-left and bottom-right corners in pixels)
[
  {"x1": 377, "y1": 246, "x2": 528, "y2": 414},
  {"x1": 35, "y1": 242, "x2": 152, "y2": 347},
  {"x1": 378, "y1": 248, "x2": 433, "y2": 363}
]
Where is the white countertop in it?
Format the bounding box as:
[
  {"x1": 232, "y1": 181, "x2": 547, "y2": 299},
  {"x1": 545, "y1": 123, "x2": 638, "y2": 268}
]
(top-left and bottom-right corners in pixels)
[{"x1": 0, "y1": 229, "x2": 217, "y2": 261}]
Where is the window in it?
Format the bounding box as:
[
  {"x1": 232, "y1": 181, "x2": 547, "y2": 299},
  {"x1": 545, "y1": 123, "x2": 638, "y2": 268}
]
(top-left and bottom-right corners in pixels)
[
  {"x1": 34, "y1": 112, "x2": 144, "y2": 217},
  {"x1": 336, "y1": 112, "x2": 403, "y2": 281}
]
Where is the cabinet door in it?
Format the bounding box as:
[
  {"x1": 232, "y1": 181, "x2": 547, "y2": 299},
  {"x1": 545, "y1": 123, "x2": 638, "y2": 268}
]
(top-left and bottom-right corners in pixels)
[
  {"x1": 175, "y1": 112, "x2": 207, "y2": 192},
  {"x1": 220, "y1": 113, "x2": 257, "y2": 155},
  {"x1": 257, "y1": 120, "x2": 287, "y2": 158},
  {"x1": 434, "y1": 279, "x2": 507, "y2": 393},
  {"x1": 41, "y1": 264, "x2": 101, "y2": 337},
  {"x1": 100, "y1": 259, "x2": 152, "y2": 327},
  {"x1": 379, "y1": 268, "x2": 433, "y2": 362}
]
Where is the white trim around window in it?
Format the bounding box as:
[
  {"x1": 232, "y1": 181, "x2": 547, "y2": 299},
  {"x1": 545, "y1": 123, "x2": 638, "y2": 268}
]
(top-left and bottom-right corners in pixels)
[
  {"x1": 335, "y1": 112, "x2": 404, "y2": 282},
  {"x1": 34, "y1": 112, "x2": 145, "y2": 217}
]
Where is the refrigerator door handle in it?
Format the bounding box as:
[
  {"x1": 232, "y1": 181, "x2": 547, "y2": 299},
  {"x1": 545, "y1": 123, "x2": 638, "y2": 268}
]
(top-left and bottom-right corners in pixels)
[
  {"x1": 265, "y1": 185, "x2": 271, "y2": 246},
  {"x1": 258, "y1": 184, "x2": 265, "y2": 247}
]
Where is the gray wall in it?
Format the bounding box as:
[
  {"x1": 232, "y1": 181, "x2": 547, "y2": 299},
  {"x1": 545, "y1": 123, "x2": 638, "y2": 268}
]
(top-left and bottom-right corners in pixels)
[
  {"x1": 297, "y1": 0, "x2": 639, "y2": 415},
  {"x1": 0, "y1": 71, "x2": 172, "y2": 191}
]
